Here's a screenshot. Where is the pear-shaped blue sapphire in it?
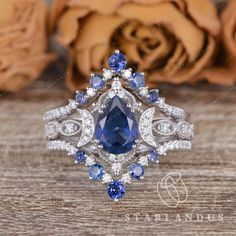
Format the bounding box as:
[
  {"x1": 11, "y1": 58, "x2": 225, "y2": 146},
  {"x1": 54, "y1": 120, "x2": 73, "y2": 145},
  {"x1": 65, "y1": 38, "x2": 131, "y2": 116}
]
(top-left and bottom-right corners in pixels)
[{"x1": 95, "y1": 96, "x2": 139, "y2": 155}]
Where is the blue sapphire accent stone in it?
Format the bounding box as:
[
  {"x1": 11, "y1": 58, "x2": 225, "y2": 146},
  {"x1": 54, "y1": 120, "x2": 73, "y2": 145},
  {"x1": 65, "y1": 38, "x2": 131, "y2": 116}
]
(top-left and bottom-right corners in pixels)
[
  {"x1": 148, "y1": 149, "x2": 159, "y2": 162},
  {"x1": 107, "y1": 180, "x2": 126, "y2": 200},
  {"x1": 109, "y1": 52, "x2": 127, "y2": 72},
  {"x1": 129, "y1": 72, "x2": 145, "y2": 89},
  {"x1": 148, "y1": 90, "x2": 159, "y2": 103},
  {"x1": 75, "y1": 150, "x2": 86, "y2": 163},
  {"x1": 89, "y1": 163, "x2": 105, "y2": 180},
  {"x1": 129, "y1": 163, "x2": 144, "y2": 179},
  {"x1": 95, "y1": 96, "x2": 139, "y2": 155},
  {"x1": 90, "y1": 74, "x2": 105, "y2": 89},
  {"x1": 75, "y1": 91, "x2": 87, "y2": 104}
]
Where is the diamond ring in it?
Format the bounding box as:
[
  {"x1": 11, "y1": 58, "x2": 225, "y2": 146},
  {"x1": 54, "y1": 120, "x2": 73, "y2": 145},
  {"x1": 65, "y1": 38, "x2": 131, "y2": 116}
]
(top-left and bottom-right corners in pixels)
[{"x1": 43, "y1": 50, "x2": 194, "y2": 201}]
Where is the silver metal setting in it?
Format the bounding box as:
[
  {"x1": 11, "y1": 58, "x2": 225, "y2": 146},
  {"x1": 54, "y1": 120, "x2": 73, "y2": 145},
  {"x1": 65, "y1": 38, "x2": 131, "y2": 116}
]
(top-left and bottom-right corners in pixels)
[{"x1": 43, "y1": 50, "x2": 194, "y2": 200}]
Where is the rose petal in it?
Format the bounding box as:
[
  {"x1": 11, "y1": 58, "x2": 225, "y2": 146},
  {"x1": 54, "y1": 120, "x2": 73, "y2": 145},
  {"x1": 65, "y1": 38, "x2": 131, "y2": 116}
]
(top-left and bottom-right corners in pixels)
[
  {"x1": 117, "y1": 2, "x2": 205, "y2": 61},
  {"x1": 0, "y1": 0, "x2": 15, "y2": 27},
  {"x1": 194, "y1": 66, "x2": 236, "y2": 86},
  {"x1": 66, "y1": 49, "x2": 88, "y2": 92},
  {"x1": 91, "y1": 44, "x2": 109, "y2": 69},
  {"x1": 50, "y1": 0, "x2": 70, "y2": 31},
  {"x1": 221, "y1": 0, "x2": 236, "y2": 56},
  {"x1": 130, "y1": 0, "x2": 185, "y2": 11},
  {"x1": 140, "y1": 28, "x2": 174, "y2": 70},
  {"x1": 163, "y1": 43, "x2": 185, "y2": 75},
  {"x1": 74, "y1": 13, "x2": 125, "y2": 75},
  {"x1": 0, "y1": 0, "x2": 54, "y2": 92},
  {"x1": 0, "y1": 53, "x2": 55, "y2": 92},
  {"x1": 122, "y1": 21, "x2": 142, "y2": 43},
  {"x1": 69, "y1": 0, "x2": 128, "y2": 14},
  {"x1": 165, "y1": 50, "x2": 188, "y2": 77},
  {"x1": 185, "y1": 0, "x2": 221, "y2": 36},
  {"x1": 119, "y1": 39, "x2": 143, "y2": 63},
  {"x1": 69, "y1": 0, "x2": 186, "y2": 14},
  {"x1": 57, "y1": 7, "x2": 90, "y2": 45},
  {"x1": 148, "y1": 35, "x2": 216, "y2": 84}
]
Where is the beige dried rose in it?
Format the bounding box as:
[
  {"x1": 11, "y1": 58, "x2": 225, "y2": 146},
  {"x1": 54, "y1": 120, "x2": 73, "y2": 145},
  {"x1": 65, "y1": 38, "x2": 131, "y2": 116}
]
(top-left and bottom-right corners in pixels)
[
  {"x1": 0, "y1": 0, "x2": 54, "y2": 92},
  {"x1": 197, "y1": 0, "x2": 236, "y2": 86},
  {"x1": 222, "y1": 0, "x2": 236, "y2": 57},
  {"x1": 50, "y1": 0, "x2": 221, "y2": 91}
]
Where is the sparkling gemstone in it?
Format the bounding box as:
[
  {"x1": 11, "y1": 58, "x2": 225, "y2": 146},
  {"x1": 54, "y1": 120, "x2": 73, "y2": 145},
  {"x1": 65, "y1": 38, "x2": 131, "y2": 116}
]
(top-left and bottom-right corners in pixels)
[
  {"x1": 95, "y1": 96, "x2": 139, "y2": 154},
  {"x1": 121, "y1": 173, "x2": 131, "y2": 184},
  {"x1": 86, "y1": 156, "x2": 95, "y2": 166},
  {"x1": 90, "y1": 74, "x2": 105, "y2": 89},
  {"x1": 103, "y1": 69, "x2": 113, "y2": 80},
  {"x1": 117, "y1": 90, "x2": 125, "y2": 98},
  {"x1": 156, "y1": 121, "x2": 174, "y2": 135},
  {"x1": 45, "y1": 122, "x2": 58, "y2": 139},
  {"x1": 69, "y1": 100, "x2": 77, "y2": 109},
  {"x1": 75, "y1": 91, "x2": 87, "y2": 104},
  {"x1": 109, "y1": 52, "x2": 127, "y2": 72},
  {"x1": 102, "y1": 173, "x2": 112, "y2": 183},
  {"x1": 177, "y1": 122, "x2": 193, "y2": 138},
  {"x1": 139, "y1": 87, "x2": 148, "y2": 96},
  {"x1": 122, "y1": 69, "x2": 132, "y2": 79},
  {"x1": 108, "y1": 91, "x2": 116, "y2": 98},
  {"x1": 148, "y1": 149, "x2": 160, "y2": 162},
  {"x1": 111, "y1": 80, "x2": 121, "y2": 90},
  {"x1": 107, "y1": 180, "x2": 126, "y2": 200},
  {"x1": 139, "y1": 156, "x2": 149, "y2": 166},
  {"x1": 75, "y1": 150, "x2": 86, "y2": 163},
  {"x1": 157, "y1": 97, "x2": 165, "y2": 107},
  {"x1": 89, "y1": 163, "x2": 105, "y2": 180},
  {"x1": 129, "y1": 163, "x2": 144, "y2": 179},
  {"x1": 87, "y1": 88, "x2": 96, "y2": 97},
  {"x1": 112, "y1": 163, "x2": 122, "y2": 174},
  {"x1": 148, "y1": 90, "x2": 159, "y2": 103},
  {"x1": 129, "y1": 72, "x2": 145, "y2": 89}
]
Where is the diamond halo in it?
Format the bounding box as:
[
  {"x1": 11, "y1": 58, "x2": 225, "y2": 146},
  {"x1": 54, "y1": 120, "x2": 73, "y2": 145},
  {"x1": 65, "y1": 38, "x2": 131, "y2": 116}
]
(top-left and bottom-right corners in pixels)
[{"x1": 43, "y1": 50, "x2": 194, "y2": 201}]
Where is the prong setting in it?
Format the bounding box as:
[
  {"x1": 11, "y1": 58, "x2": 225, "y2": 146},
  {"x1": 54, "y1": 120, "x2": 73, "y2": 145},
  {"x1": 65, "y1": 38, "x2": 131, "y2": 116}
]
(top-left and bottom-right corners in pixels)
[{"x1": 44, "y1": 49, "x2": 193, "y2": 201}]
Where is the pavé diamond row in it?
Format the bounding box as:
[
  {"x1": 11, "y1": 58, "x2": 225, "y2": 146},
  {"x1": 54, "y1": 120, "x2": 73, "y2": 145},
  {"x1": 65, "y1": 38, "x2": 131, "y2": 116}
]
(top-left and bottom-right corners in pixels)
[{"x1": 44, "y1": 50, "x2": 194, "y2": 201}]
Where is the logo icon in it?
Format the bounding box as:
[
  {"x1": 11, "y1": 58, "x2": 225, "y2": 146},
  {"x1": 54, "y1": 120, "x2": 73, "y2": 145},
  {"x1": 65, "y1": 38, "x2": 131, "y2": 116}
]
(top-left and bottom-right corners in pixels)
[{"x1": 157, "y1": 172, "x2": 188, "y2": 207}]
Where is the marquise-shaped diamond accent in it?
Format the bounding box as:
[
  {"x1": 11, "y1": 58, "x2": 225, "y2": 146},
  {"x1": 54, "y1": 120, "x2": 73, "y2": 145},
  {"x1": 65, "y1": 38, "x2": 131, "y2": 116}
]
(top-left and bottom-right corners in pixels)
[{"x1": 44, "y1": 50, "x2": 194, "y2": 201}]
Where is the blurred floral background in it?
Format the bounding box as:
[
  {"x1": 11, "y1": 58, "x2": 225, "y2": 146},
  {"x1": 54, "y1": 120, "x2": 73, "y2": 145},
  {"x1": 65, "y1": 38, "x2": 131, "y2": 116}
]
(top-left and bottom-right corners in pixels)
[{"x1": 0, "y1": 0, "x2": 235, "y2": 93}]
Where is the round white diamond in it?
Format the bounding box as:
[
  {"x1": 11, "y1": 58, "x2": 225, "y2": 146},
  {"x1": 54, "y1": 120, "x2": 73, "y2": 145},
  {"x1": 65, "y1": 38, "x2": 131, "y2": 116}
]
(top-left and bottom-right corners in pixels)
[
  {"x1": 177, "y1": 122, "x2": 194, "y2": 139},
  {"x1": 86, "y1": 156, "x2": 95, "y2": 166},
  {"x1": 138, "y1": 156, "x2": 149, "y2": 166},
  {"x1": 60, "y1": 120, "x2": 81, "y2": 136},
  {"x1": 45, "y1": 121, "x2": 59, "y2": 139},
  {"x1": 68, "y1": 100, "x2": 77, "y2": 109},
  {"x1": 112, "y1": 80, "x2": 121, "y2": 90},
  {"x1": 112, "y1": 163, "x2": 122, "y2": 174},
  {"x1": 158, "y1": 146, "x2": 166, "y2": 155},
  {"x1": 121, "y1": 173, "x2": 131, "y2": 184},
  {"x1": 87, "y1": 88, "x2": 96, "y2": 97},
  {"x1": 157, "y1": 98, "x2": 165, "y2": 108},
  {"x1": 108, "y1": 154, "x2": 116, "y2": 162},
  {"x1": 155, "y1": 120, "x2": 175, "y2": 136},
  {"x1": 85, "y1": 128, "x2": 92, "y2": 135},
  {"x1": 103, "y1": 69, "x2": 113, "y2": 80},
  {"x1": 122, "y1": 69, "x2": 132, "y2": 79},
  {"x1": 68, "y1": 148, "x2": 77, "y2": 156},
  {"x1": 80, "y1": 111, "x2": 86, "y2": 118},
  {"x1": 102, "y1": 173, "x2": 112, "y2": 183},
  {"x1": 139, "y1": 87, "x2": 148, "y2": 96}
]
